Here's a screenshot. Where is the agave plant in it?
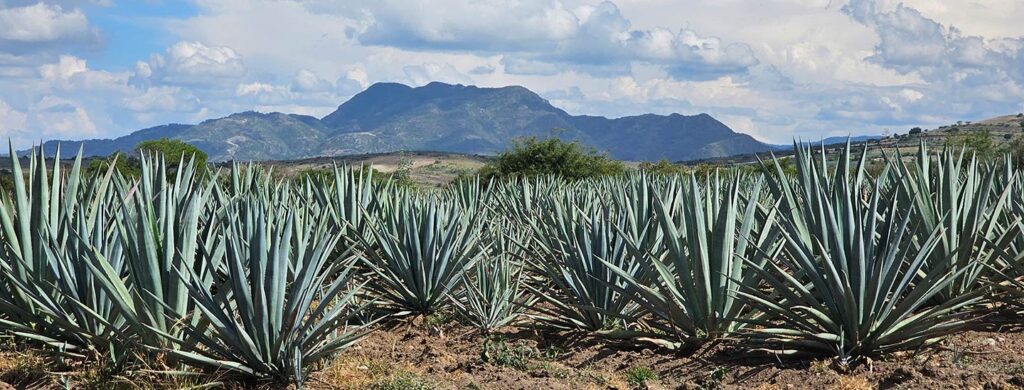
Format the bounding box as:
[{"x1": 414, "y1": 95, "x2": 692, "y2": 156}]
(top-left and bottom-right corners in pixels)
[
  {"x1": 311, "y1": 165, "x2": 382, "y2": 246},
  {"x1": 524, "y1": 182, "x2": 651, "y2": 332},
  {"x1": 359, "y1": 195, "x2": 484, "y2": 315},
  {"x1": 741, "y1": 143, "x2": 985, "y2": 360},
  {"x1": 887, "y1": 142, "x2": 1017, "y2": 302},
  {"x1": 453, "y1": 228, "x2": 535, "y2": 333},
  {"x1": 167, "y1": 195, "x2": 373, "y2": 384},
  {"x1": 0, "y1": 145, "x2": 130, "y2": 361},
  {"x1": 608, "y1": 172, "x2": 781, "y2": 347},
  {"x1": 85, "y1": 153, "x2": 223, "y2": 352}
]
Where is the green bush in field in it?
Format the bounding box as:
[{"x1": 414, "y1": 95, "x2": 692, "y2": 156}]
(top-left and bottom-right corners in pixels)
[
  {"x1": 637, "y1": 159, "x2": 684, "y2": 176},
  {"x1": 480, "y1": 136, "x2": 624, "y2": 180},
  {"x1": 136, "y1": 138, "x2": 208, "y2": 168},
  {"x1": 84, "y1": 152, "x2": 141, "y2": 178}
]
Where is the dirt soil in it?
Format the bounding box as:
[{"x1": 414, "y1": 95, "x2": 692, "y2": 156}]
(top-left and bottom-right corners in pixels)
[
  {"x1": 1, "y1": 317, "x2": 1022, "y2": 389},
  {"x1": 306, "y1": 316, "x2": 1024, "y2": 390}
]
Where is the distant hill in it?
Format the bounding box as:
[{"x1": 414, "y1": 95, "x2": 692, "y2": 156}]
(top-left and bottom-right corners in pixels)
[
  {"x1": 37, "y1": 81, "x2": 774, "y2": 162},
  {"x1": 770, "y1": 135, "x2": 882, "y2": 150}
]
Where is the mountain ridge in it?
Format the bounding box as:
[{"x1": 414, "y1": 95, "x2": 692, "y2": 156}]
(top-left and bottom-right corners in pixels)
[{"x1": 36, "y1": 81, "x2": 774, "y2": 162}]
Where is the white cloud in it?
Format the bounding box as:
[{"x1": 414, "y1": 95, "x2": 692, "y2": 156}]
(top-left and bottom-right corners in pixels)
[
  {"x1": 355, "y1": 0, "x2": 757, "y2": 79},
  {"x1": 0, "y1": 3, "x2": 94, "y2": 44},
  {"x1": 4, "y1": 0, "x2": 1024, "y2": 149},
  {"x1": 500, "y1": 56, "x2": 563, "y2": 76},
  {"x1": 124, "y1": 86, "x2": 200, "y2": 113},
  {"x1": 337, "y1": 68, "x2": 369, "y2": 96},
  {"x1": 0, "y1": 99, "x2": 26, "y2": 131},
  {"x1": 291, "y1": 69, "x2": 334, "y2": 93},
  {"x1": 39, "y1": 55, "x2": 127, "y2": 90},
  {"x1": 137, "y1": 41, "x2": 247, "y2": 86},
  {"x1": 402, "y1": 62, "x2": 473, "y2": 86},
  {"x1": 30, "y1": 95, "x2": 98, "y2": 138},
  {"x1": 38, "y1": 54, "x2": 85, "y2": 80},
  {"x1": 235, "y1": 82, "x2": 277, "y2": 96}
]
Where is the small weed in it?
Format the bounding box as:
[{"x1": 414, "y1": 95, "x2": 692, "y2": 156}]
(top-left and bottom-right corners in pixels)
[
  {"x1": 531, "y1": 361, "x2": 570, "y2": 379},
  {"x1": 709, "y1": 366, "x2": 729, "y2": 382},
  {"x1": 829, "y1": 375, "x2": 874, "y2": 390},
  {"x1": 624, "y1": 366, "x2": 658, "y2": 388},
  {"x1": 369, "y1": 370, "x2": 435, "y2": 390},
  {"x1": 810, "y1": 359, "x2": 833, "y2": 375},
  {"x1": 480, "y1": 338, "x2": 536, "y2": 371},
  {"x1": 540, "y1": 345, "x2": 568, "y2": 361},
  {"x1": 949, "y1": 346, "x2": 971, "y2": 367},
  {"x1": 425, "y1": 311, "x2": 457, "y2": 327}
]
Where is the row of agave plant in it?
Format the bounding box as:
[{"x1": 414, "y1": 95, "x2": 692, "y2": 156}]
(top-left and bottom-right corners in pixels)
[{"x1": 2, "y1": 140, "x2": 1024, "y2": 386}]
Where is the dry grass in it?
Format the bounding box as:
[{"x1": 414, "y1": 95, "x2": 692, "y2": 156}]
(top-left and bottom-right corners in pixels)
[
  {"x1": 0, "y1": 349, "x2": 51, "y2": 388},
  {"x1": 829, "y1": 375, "x2": 874, "y2": 390},
  {"x1": 310, "y1": 355, "x2": 436, "y2": 390}
]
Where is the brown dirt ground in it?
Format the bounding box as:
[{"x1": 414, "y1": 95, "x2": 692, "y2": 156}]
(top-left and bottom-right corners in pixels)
[
  {"x1": 1, "y1": 317, "x2": 1023, "y2": 389},
  {"x1": 305, "y1": 315, "x2": 1024, "y2": 390}
]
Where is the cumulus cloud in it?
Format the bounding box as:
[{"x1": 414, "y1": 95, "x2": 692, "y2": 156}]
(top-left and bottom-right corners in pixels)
[
  {"x1": 5, "y1": 0, "x2": 1024, "y2": 149},
  {"x1": 836, "y1": 0, "x2": 1024, "y2": 124},
  {"x1": 235, "y1": 82, "x2": 276, "y2": 97},
  {"x1": 39, "y1": 55, "x2": 127, "y2": 90},
  {"x1": 123, "y1": 86, "x2": 200, "y2": 113},
  {"x1": 30, "y1": 96, "x2": 98, "y2": 138},
  {"x1": 355, "y1": 0, "x2": 756, "y2": 79},
  {"x1": 402, "y1": 62, "x2": 473, "y2": 86},
  {"x1": 135, "y1": 41, "x2": 247, "y2": 86},
  {"x1": 0, "y1": 3, "x2": 99, "y2": 53},
  {"x1": 843, "y1": 0, "x2": 1024, "y2": 82},
  {"x1": 0, "y1": 99, "x2": 27, "y2": 131},
  {"x1": 336, "y1": 68, "x2": 369, "y2": 96},
  {"x1": 291, "y1": 69, "x2": 334, "y2": 93}
]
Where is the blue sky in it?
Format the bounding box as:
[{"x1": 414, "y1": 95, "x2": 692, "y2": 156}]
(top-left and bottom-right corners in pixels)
[{"x1": 1, "y1": 0, "x2": 1023, "y2": 148}]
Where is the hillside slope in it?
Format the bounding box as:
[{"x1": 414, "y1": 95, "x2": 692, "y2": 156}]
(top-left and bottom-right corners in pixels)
[{"x1": 38, "y1": 82, "x2": 774, "y2": 162}]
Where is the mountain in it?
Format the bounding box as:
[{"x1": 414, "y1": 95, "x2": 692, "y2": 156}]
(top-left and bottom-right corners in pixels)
[
  {"x1": 37, "y1": 82, "x2": 774, "y2": 162},
  {"x1": 770, "y1": 135, "x2": 882, "y2": 150}
]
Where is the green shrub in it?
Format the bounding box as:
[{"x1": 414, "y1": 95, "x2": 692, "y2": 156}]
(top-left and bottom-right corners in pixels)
[
  {"x1": 624, "y1": 366, "x2": 657, "y2": 388},
  {"x1": 369, "y1": 371, "x2": 435, "y2": 390},
  {"x1": 945, "y1": 129, "x2": 995, "y2": 160},
  {"x1": 481, "y1": 136, "x2": 624, "y2": 180},
  {"x1": 135, "y1": 138, "x2": 207, "y2": 168},
  {"x1": 480, "y1": 338, "x2": 536, "y2": 370},
  {"x1": 637, "y1": 159, "x2": 684, "y2": 176},
  {"x1": 84, "y1": 152, "x2": 141, "y2": 178}
]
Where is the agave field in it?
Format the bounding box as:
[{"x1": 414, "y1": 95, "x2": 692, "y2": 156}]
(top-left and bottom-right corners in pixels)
[{"x1": 2, "y1": 141, "x2": 1024, "y2": 387}]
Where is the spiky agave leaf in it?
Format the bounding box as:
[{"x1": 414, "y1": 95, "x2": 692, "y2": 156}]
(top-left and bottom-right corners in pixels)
[
  {"x1": 887, "y1": 142, "x2": 1017, "y2": 302},
  {"x1": 742, "y1": 142, "x2": 984, "y2": 360},
  {"x1": 84, "y1": 152, "x2": 223, "y2": 351},
  {"x1": 164, "y1": 194, "x2": 373, "y2": 384},
  {"x1": 359, "y1": 194, "x2": 484, "y2": 315},
  {"x1": 453, "y1": 227, "x2": 536, "y2": 333},
  {"x1": 523, "y1": 180, "x2": 651, "y2": 332},
  {"x1": 608, "y1": 172, "x2": 781, "y2": 347},
  {"x1": 0, "y1": 145, "x2": 131, "y2": 362}
]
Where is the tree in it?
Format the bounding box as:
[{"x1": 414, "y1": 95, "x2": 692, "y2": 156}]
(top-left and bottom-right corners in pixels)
[
  {"x1": 638, "y1": 159, "x2": 684, "y2": 176},
  {"x1": 480, "y1": 137, "x2": 624, "y2": 180},
  {"x1": 945, "y1": 129, "x2": 995, "y2": 160},
  {"x1": 909, "y1": 127, "x2": 923, "y2": 135},
  {"x1": 135, "y1": 138, "x2": 208, "y2": 168},
  {"x1": 85, "y1": 152, "x2": 141, "y2": 178},
  {"x1": 1005, "y1": 136, "x2": 1024, "y2": 169}
]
